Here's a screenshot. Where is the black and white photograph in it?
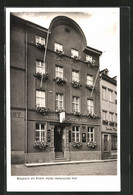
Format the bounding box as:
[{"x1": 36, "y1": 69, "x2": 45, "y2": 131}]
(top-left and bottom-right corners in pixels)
[{"x1": 6, "y1": 7, "x2": 120, "y2": 192}]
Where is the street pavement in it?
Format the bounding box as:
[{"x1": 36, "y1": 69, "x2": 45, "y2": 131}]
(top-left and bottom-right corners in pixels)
[{"x1": 11, "y1": 160, "x2": 117, "y2": 176}]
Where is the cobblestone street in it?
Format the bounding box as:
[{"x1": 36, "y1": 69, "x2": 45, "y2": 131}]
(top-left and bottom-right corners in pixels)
[{"x1": 11, "y1": 160, "x2": 117, "y2": 176}]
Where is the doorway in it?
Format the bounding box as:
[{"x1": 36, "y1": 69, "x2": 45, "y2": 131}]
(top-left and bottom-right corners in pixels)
[{"x1": 54, "y1": 125, "x2": 64, "y2": 152}]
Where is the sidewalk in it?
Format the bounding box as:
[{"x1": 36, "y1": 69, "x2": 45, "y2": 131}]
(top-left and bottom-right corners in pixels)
[{"x1": 25, "y1": 158, "x2": 117, "y2": 167}]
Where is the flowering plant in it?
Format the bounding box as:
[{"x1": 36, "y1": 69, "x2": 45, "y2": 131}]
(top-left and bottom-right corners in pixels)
[
  {"x1": 103, "y1": 119, "x2": 108, "y2": 124},
  {"x1": 87, "y1": 141, "x2": 97, "y2": 148},
  {"x1": 34, "y1": 140, "x2": 47, "y2": 149},
  {"x1": 73, "y1": 142, "x2": 82, "y2": 148},
  {"x1": 73, "y1": 111, "x2": 81, "y2": 116},
  {"x1": 71, "y1": 81, "x2": 82, "y2": 88},
  {"x1": 34, "y1": 72, "x2": 48, "y2": 81},
  {"x1": 36, "y1": 105, "x2": 49, "y2": 115},
  {"x1": 36, "y1": 43, "x2": 45, "y2": 49},
  {"x1": 109, "y1": 121, "x2": 115, "y2": 126},
  {"x1": 87, "y1": 113, "x2": 97, "y2": 118},
  {"x1": 55, "y1": 49, "x2": 64, "y2": 56},
  {"x1": 85, "y1": 84, "x2": 94, "y2": 91},
  {"x1": 55, "y1": 109, "x2": 65, "y2": 113},
  {"x1": 73, "y1": 55, "x2": 81, "y2": 60},
  {"x1": 53, "y1": 77, "x2": 66, "y2": 84}
]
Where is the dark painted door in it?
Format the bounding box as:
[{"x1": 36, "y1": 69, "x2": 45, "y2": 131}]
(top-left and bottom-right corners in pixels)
[{"x1": 54, "y1": 127, "x2": 62, "y2": 152}]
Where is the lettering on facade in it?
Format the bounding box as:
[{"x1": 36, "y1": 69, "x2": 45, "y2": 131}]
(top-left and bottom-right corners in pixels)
[
  {"x1": 12, "y1": 112, "x2": 21, "y2": 118},
  {"x1": 55, "y1": 56, "x2": 80, "y2": 68}
]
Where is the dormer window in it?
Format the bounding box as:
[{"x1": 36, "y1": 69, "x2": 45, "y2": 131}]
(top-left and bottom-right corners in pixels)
[
  {"x1": 35, "y1": 36, "x2": 45, "y2": 47},
  {"x1": 86, "y1": 55, "x2": 92, "y2": 63},
  {"x1": 54, "y1": 42, "x2": 63, "y2": 52}
]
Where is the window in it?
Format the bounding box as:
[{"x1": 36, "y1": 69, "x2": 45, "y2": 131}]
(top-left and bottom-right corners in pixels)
[
  {"x1": 36, "y1": 90, "x2": 45, "y2": 107},
  {"x1": 54, "y1": 42, "x2": 63, "y2": 52},
  {"x1": 55, "y1": 65, "x2": 63, "y2": 79},
  {"x1": 72, "y1": 70, "x2": 79, "y2": 82},
  {"x1": 115, "y1": 113, "x2": 117, "y2": 122},
  {"x1": 86, "y1": 55, "x2": 92, "y2": 62},
  {"x1": 102, "y1": 87, "x2": 106, "y2": 100},
  {"x1": 87, "y1": 99, "x2": 94, "y2": 114},
  {"x1": 109, "y1": 90, "x2": 113, "y2": 102},
  {"x1": 109, "y1": 112, "x2": 114, "y2": 122},
  {"x1": 104, "y1": 135, "x2": 109, "y2": 151},
  {"x1": 103, "y1": 110, "x2": 108, "y2": 120},
  {"x1": 35, "y1": 36, "x2": 45, "y2": 46},
  {"x1": 111, "y1": 135, "x2": 117, "y2": 150},
  {"x1": 72, "y1": 97, "x2": 80, "y2": 112},
  {"x1": 71, "y1": 49, "x2": 79, "y2": 58},
  {"x1": 36, "y1": 60, "x2": 45, "y2": 74},
  {"x1": 35, "y1": 123, "x2": 46, "y2": 141},
  {"x1": 88, "y1": 127, "x2": 94, "y2": 142},
  {"x1": 87, "y1": 75, "x2": 93, "y2": 86},
  {"x1": 55, "y1": 94, "x2": 64, "y2": 110},
  {"x1": 72, "y1": 126, "x2": 80, "y2": 142}
]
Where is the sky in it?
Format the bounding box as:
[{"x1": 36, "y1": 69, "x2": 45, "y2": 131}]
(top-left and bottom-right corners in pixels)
[{"x1": 12, "y1": 8, "x2": 120, "y2": 77}]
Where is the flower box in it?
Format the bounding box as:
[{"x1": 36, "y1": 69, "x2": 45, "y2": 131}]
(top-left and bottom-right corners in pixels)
[
  {"x1": 85, "y1": 84, "x2": 95, "y2": 91},
  {"x1": 72, "y1": 142, "x2": 82, "y2": 148},
  {"x1": 55, "y1": 49, "x2": 64, "y2": 56},
  {"x1": 85, "y1": 60, "x2": 96, "y2": 67},
  {"x1": 71, "y1": 81, "x2": 82, "y2": 88},
  {"x1": 103, "y1": 120, "x2": 108, "y2": 124},
  {"x1": 53, "y1": 77, "x2": 66, "y2": 84},
  {"x1": 34, "y1": 140, "x2": 47, "y2": 150},
  {"x1": 34, "y1": 72, "x2": 48, "y2": 81},
  {"x1": 36, "y1": 43, "x2": 45, "y2": 49},
  {"x1": 109, "y1": 121, "x2": 115, "y2": 126},
  {"x1": 72, "y1": 56, "x2": 81, "y2": 60},
  {"x1": 87, "y1": 113, "x2": 98, "y2": 118},
  {"x1": 73, "y1": 112, "x2": 81, "y2": 116},
  {"x1": 36, "y1": 106, "x2": 49, "y2": 115},
  {"x1": 87, "y1": 141, "x2": 97, "y2": 148},
  {"x1": 55, "y1": 109, "x2": 65, "y2": 113}
]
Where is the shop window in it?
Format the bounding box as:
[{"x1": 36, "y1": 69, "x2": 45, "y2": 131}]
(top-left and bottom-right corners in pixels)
[
  {"x1": 88, "y1": 127, "x2": 94, "y2": 142},
  {"x1": 55, "y1": 93, "x2": 64, "y2": 110},
  {"x1": 87, "y1": 99, "x2": 94, "y2": 115},
  {"x1": 35, "y1": 36, "x2": 45, "y2": 46},
  {"x1": 72, "y1": 70, "x2": 79, "y2": 82},
  {"x1": 71, "y1": 49, "x2": 79, "y2": 58},
  {"x1": 36, "y1": 60, "x2": 45, "y2": 74},
  {"x1": 36, "y1": 90, "x2": 45, "y2": 108},
  {"x1": 54, "y1": 42, "x2": 63, "y2": 52},
  {"x1": 72, "y1": 126, "x2": 80, "y2": 142},
  {"x1": 102, "y1": 87, "x2": 106, "y2": 100},
  {"x1": 35, "y1": 123, "x2": 46, "y2": 141},
  {"x1": 87, "y1": 75, "x2": 93, "y2": 86},
  {"x1": 111, "y1": 136, "x2": 117, "y2": 150},
  {"x1": 55, "y1": 65, "x2": 63, "y2": 79},
  {"x1": 86, "y1": 55, "x2": 92, "y2": 63},
  {"x1": 72, "y1": 96, "x2": 80, "y2": 112}
]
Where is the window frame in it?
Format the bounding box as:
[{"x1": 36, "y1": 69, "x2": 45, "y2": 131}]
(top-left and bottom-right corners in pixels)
[
  {"x1": 35, "y1": 36, "x2": 45, "y2": 46},
  {"x1": 87, "y1": 99, "x2": 94, "y2": 115},
  {"x1": 55, "y1": 65, "x2": 63, "y2": 79},
  {"x1": 108, "y1": 89, "x2": 113, "y2": 102},
  {"x1": 87, "y1": 74, "x2": 93, "y2": 86},
  {"x1": 88, "y1": 127, "x2": 94, "y2": 142},
  {"x1": 109, "y1": 112, "x2": 114, "y2": 122},
  {"x1": 36, "y1": 59, "x2": 45, "y2": 74},
  {"x1": 102, "y1": 87, "x2": 107, "y2": 100},
  {"x1": 72, "y1": 70, "x2": 80, "y2": 82},
  {"x1": 72, "y1": 96, "x2": 80, "y2": 112},
  {"x1": 86, "y1": 55, "x2": 92, "y2": 62},
  {"x1": 71, "y1": 48, "x2": 79, "y2": 58},
  {"x1": 72, "y1": 126, "x2": 80, "y2": 142},
  {"x1": 35, "y1": 123, "x2": 46, "y2": 142},
  {"x1": 54, "y1": 42, "x2": 63, "y2": 52},
  {"x1": 102, "y1": 110, "x2": 108, "y2": 120},
  {"x1": 36, "y1": 90, "x2": 45, "y2": 108},
  {"x1": 55, "y1": 93, "x2": 64, "y2": 110}
]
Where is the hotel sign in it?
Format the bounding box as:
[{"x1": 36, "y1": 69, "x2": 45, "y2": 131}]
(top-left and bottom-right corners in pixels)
[{"x1": 60, "y1": 112, "x2": 65, "y2": 123}]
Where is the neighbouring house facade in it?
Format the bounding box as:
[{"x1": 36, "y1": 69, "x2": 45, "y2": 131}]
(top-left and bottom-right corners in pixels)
[
  {"x1": 10, "y1": 14, "x2": 102, "y2": 164},
  {"x1": 100, "y1": 69, "x2": 117, "y2": 159}
]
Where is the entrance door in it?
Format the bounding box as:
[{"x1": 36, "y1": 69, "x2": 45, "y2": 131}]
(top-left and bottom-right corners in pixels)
[{"x1": 54, "y1": 126, "x2": 63, "y2": 152}]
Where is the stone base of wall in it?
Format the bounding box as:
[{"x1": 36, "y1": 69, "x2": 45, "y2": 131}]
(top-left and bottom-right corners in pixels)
[
  {"x1": 70, "y1": 151, "x2": 101, "y2": 161},
  {"x1": 26, "y1": 152, "x2": 55, "y2": 163},
  {"x1": 11, "y1": 151, "x2": 25, "y2": 164}
]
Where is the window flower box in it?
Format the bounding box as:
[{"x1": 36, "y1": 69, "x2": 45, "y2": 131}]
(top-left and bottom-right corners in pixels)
[
  {"x1": 87, "y1": 141, "x2": 97, "y2": 148},
  {"x1": 55, "y1": 109, "x2": 65, "y2": 113},
  {"x1": 87, "y1": 113, "x2": 98, "y2": 119},
  {"x1": 71, "y1": 81, "x2": 82, "y2": 88},
  {"x1": 85, "y1": 60, "x2": 96, "y2": 67},
  {"x1": 36, "y1": 105, "x2": 49, "y2": 115},
  {"x1": 72, "y1": 142, "x2": 82, "y2": 148},
  {"x1": 85, "y1": 84, "x2": 95, "y2": 91},
  {"x1": 73, "y1": 111, "x2": 81, "y2": 116},
  {"x1": 55, "y1": 49, "x2": 64, "y2": 56},
  {"x1": 103, "y1": 120, "x2": 108, "y2": 124},
  {"x1": 34, "y1": 140, "x2": 47, "y2": 150},
  {"x1": 72, "y1": 55, "x2": 81, "y2": 61},
  {"x1": 109, "y1": 121, "x2": 115, "y2": 126},
  {"x1": 34, "y1": 72, "x2": 48, "y2": 81},
  {"x1": 53, "y1": 77, "x2": 66, "y2": 84},
  {"x1": 36, "y1": 43, "x2": 45, "y2": 49}
]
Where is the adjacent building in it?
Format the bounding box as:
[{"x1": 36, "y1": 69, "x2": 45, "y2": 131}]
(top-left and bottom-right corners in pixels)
[
  {"x1": 100, "y1": 69, "x2": 117, "y2": 159},
  {"x1": 10, "y1": 14, "x2": 102, "y2": 164}
]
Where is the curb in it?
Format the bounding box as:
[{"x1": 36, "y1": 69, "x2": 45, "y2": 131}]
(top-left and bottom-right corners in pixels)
[{"x1": 25, "y1": 159, "x2": 117, "y2": 167}]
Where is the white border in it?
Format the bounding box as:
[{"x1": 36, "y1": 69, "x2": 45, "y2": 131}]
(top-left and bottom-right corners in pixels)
[{"x1": 6, "y1": 7, "x2": 120, "y2": 192}]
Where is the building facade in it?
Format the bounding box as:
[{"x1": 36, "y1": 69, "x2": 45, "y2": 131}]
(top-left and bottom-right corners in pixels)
[
  {"x1": 100, "y1": 69, "x2": 117, "y2": 159},
  {"x1": 10, "y1": 14, "x2": 102, "y2": 164}
]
